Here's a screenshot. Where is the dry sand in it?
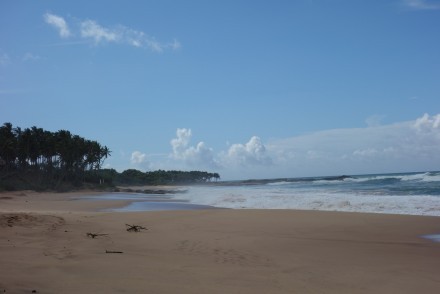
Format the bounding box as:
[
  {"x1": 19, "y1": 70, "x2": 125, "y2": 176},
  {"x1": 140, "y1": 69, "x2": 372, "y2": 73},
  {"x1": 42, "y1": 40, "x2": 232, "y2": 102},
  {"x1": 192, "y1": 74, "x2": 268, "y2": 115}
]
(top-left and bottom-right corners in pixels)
[{"x1": 1, "y1": 191, "x2": 440, "y2": 293}]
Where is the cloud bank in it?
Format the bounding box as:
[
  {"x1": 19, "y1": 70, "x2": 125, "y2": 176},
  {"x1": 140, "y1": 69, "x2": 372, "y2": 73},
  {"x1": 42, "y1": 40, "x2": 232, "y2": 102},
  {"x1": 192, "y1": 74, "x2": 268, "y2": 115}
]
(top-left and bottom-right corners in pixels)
[
  {"x1": 130, "y1": 113, "x2": 440, "y2": 179},
  {"x1": 43, "y1": 13, "x2": 180, "y2": 52}
]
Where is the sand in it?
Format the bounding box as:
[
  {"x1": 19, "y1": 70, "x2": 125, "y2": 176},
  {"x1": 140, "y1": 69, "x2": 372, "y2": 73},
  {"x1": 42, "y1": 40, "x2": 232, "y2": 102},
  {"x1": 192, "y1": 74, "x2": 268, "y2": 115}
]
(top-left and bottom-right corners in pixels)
[{"x1": 1, "y1": 191, "x2": 440, "y2": 293}]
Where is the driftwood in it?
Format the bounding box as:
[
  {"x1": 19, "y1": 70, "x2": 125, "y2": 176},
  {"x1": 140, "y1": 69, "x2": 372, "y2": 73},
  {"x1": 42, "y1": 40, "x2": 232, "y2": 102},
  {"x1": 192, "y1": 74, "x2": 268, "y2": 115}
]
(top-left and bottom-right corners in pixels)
[
  {"x1": 86, "y1": 232, "x2": 109, "y2": 239},
  {"x1": 125, "y1": 224, "x2": 148, "y2": 232},
  {"x1": 105, "y1": 250, "x2": 123, "y2": 254}
]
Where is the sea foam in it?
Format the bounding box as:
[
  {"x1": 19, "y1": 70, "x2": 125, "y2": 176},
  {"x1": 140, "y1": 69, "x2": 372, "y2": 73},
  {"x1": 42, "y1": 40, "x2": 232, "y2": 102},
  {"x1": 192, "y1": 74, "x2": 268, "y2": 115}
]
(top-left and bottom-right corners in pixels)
[{"x1": 171, "y1": 172, "x2": 440, "y2": 216}]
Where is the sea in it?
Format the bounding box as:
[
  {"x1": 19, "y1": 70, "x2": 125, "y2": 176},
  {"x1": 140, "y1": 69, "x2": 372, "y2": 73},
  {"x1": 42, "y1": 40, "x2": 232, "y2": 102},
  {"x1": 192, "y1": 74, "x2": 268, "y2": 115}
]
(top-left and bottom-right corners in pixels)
[{"x1": 106, "y1": 171, "x2": 440, "y2": 216}]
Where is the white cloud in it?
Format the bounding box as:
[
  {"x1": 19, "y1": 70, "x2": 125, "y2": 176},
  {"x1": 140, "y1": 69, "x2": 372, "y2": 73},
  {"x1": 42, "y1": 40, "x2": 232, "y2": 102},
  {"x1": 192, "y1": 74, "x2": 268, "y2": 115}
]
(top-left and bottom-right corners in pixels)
[
  {"x1": 152, "y1": 114, "x2": 440, "y2": 179},
  {"x1": 131, "y1": 151, "x2": 147, "y2": 164},
  {"x1": 171, "y1": 128, "x2": 192, "y2": 158},
  {"x1": 413, "y1": 113, "x2": 440, "y2": 130},
  {"x1": 125, "y1": 29, "x2": 163, "y2": 52},
  {"x1": 130, "y1": 151, "x2": 152, "y2": 170},
  {"x1": 43, "y1": 13, "x2": 180, "y2": 52},
  {"x1": 403, "y1": 0, "x2": 440, "y2": 10},
  {"x1": 170, "y1": 128, "x2": 217, "y2": 167},
  {"x1": 78, "y1": 19, "x2": 180, "y2": 52},
  {"x1": 267, "y1": 113, "x2": 440, "y2": 176},
  {"x1": 80, "y1": 20, "x2": 120, "y2": 43},
  {"x1": 222, "y1": 136, "x2": 272, "y2": 166},
  {"x1": 167, "y1": 131, "x2": 272, "y2": 178},
  {"x1": 44, "y1": 13, "x2": 71, "y2": 38},
  {"x1": 121, "y1": 27, "x2": 181, "y2": 52},
  {"x1": 184, "y1": 142, "x2": 217, "y2": 166}
]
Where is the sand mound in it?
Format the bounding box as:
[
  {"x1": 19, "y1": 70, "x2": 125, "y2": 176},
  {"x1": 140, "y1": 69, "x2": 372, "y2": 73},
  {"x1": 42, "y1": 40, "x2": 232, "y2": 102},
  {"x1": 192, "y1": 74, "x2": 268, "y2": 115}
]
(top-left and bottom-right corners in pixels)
[{"x1": 0, "y1": 213, "x2": 65, "y2": 230}]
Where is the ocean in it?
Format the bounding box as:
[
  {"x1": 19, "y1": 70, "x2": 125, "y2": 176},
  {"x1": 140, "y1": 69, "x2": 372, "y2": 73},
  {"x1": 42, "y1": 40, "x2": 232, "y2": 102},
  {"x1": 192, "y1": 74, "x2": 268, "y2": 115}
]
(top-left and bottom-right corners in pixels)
[
  {"x1": 169, "y1": 171, "x2": 440, "y2": 216},
  {"x1": 99, "y1": 171, "x2": 440, "y2": 216}
]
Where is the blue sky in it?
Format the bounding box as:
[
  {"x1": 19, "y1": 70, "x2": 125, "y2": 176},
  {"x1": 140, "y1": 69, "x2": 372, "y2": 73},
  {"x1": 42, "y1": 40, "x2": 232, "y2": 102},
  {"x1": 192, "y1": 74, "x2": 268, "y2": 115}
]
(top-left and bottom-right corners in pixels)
[{"x1": 1, "y1": 0, "x2": 439, "y2": 180}]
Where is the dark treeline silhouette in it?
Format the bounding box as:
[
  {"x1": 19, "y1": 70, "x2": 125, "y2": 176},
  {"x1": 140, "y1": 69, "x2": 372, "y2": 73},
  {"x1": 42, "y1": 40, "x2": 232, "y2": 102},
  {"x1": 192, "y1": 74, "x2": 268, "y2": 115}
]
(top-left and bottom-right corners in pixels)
[
  {"x1": 114, "y1": 169, "x2": 220, "y2": 185},
  {"x1": 0, "y1": 123, "x2": 220, "y2": 191},
  {"x1": 73, "y1": 168, "x2": 220, "y2": 188},
  {"x1": 0, "y1": 122, "x2": 111, "y2": 191}
]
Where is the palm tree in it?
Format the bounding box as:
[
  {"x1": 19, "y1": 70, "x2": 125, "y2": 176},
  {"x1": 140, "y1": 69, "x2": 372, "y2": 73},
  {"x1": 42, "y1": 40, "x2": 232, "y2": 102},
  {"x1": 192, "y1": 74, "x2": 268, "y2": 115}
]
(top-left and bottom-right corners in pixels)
[
  {"x1": 0, "y1": 123, "x2": 17, "y2": 172},
  {"x1": 99, "y1": 145, "x2": 111, "y2": 169}
]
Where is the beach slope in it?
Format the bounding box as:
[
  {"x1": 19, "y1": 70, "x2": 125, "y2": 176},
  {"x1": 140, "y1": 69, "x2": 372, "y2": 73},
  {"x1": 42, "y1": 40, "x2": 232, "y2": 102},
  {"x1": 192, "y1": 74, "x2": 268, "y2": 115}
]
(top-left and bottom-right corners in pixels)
[{"x1": 1, "y1": 192, "x2": 440, "y2": 293}]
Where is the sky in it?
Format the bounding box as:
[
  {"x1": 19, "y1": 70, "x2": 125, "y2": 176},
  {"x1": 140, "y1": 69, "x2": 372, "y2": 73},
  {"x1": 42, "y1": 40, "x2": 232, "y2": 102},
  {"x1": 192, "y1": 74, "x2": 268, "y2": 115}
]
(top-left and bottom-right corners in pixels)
[{"x1": 1, "y1": 0, "x2": 439, "y2": 180}]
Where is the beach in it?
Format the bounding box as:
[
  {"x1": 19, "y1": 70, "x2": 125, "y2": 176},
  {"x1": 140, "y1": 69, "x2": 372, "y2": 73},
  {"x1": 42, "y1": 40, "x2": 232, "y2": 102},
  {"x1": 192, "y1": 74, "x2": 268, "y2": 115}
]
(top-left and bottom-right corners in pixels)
[{"x1": 1, "y1": 191, "x2": 440, "y2": 293}]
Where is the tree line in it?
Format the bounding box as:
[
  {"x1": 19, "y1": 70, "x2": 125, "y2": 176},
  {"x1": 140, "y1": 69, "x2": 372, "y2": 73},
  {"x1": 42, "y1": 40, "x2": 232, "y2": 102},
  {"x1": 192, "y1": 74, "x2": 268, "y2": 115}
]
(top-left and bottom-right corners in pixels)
[
  {"x1": 0, "y1": 122, "x2": 111, "y2": 190},
  {"x1": 0, "y1": 123, "x2": 220, "y2": 191},
  {"x1": 114, "y1": 169, "x2": 220, "y2": 185}
]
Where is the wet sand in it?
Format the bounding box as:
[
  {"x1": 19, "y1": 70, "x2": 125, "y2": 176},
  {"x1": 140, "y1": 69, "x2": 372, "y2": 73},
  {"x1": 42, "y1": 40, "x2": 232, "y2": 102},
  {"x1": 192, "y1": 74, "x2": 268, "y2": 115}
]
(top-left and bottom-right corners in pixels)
[{"x1": 1, "y1": 191, "x2": 440, "y2": 293}]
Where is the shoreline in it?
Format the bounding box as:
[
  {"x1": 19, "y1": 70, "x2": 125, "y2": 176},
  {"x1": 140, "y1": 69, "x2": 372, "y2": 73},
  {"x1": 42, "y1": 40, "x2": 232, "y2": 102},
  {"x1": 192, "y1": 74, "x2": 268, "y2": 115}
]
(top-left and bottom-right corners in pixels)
[
  {"x1": 2, "y1": 188, "x2": 440, "y2": 216},
  {"x1": 3, "y1": 188, "x2": 440, "y2": 217},
  {"x1": 1, "y1": 191, "x2": 440, "y2": 293}
]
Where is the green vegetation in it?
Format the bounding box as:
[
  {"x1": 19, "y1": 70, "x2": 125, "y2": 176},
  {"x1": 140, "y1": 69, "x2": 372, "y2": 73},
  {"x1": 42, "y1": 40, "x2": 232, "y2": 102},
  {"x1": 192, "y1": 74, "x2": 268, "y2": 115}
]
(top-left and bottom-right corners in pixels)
[
  {"x1": 0, "y1": 123, "x2": 220, "y2": 191},
  {"x1": 114, "y1": 169, "x2": 220, "y2": 185},
  {"x1": 0, "y1": 122, "x2": 111, "y2": 191}
]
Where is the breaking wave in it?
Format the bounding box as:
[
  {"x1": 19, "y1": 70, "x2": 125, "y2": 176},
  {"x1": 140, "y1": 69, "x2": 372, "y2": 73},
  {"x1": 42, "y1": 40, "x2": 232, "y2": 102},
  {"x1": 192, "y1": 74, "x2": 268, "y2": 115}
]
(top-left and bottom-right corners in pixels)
[{"x1": 171, "y1": 171, "x2": 440, "y2": 216}]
